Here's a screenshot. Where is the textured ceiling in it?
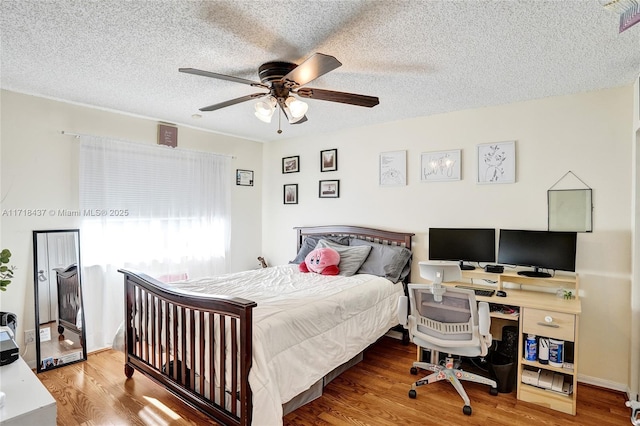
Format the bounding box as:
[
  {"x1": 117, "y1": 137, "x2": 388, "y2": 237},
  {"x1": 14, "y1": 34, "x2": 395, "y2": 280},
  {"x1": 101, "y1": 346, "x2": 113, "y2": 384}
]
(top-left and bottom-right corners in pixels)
[{"x1": 1, "y1": 1, "x2": 638, "y2": 143}]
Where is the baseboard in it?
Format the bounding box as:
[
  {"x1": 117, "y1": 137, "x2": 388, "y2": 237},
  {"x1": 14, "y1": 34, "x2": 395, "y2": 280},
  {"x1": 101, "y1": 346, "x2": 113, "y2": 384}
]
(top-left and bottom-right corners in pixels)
[{"x1": 578, "y1": 373, "x2": 628, "y2": 393}]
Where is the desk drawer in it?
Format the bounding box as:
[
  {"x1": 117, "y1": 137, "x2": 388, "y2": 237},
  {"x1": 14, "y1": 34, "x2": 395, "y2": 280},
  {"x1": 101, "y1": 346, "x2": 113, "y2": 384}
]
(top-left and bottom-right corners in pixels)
[{"x1": 522, "y1": 308, "x2": 575, "y2": 342}]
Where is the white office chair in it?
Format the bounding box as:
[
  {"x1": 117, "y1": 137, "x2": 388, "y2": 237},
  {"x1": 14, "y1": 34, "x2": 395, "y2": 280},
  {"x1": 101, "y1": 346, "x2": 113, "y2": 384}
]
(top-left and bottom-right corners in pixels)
[{"x1": 398, "y1": 264, "x2": 497, "y2": 415}]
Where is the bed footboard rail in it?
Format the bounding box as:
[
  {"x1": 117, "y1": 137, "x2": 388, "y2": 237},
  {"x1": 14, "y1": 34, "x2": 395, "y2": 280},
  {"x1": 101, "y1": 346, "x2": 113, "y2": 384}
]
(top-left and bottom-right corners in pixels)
[{"x1": 118, "y1": 269, "x2": 257, "y2": 426}]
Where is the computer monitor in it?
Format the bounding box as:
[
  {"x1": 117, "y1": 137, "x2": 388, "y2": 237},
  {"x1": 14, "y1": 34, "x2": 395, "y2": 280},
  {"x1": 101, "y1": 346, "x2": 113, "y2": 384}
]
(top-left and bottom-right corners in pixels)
[
  {"x1": 428, "y1": 228, "x2": 496, "y2": 270},
  {"x1": 497, "y1": 229, "x2": 577, "y2": 278}
]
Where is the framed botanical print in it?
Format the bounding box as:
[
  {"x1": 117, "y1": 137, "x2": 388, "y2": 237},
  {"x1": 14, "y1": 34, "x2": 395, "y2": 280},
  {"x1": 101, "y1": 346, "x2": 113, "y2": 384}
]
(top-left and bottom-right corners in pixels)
[{"x1": 477, "y1": 141, "x2": 516, "y2": 184}]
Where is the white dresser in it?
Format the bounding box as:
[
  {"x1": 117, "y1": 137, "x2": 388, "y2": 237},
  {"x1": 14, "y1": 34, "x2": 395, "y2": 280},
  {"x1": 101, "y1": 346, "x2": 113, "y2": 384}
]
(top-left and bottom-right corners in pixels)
[{"x1": 0, "y1": 357, "x2": 56, "y2": 425}]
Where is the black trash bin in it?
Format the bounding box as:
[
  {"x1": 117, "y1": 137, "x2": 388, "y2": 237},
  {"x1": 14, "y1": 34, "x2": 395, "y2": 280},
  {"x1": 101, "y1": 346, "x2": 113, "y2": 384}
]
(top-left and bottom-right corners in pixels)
[
  {"x1": 497, "y1": 325, "x2": 518, "y2": 360},
  {"x1": 489, "y1": 351, "x2": 515, "y2": 393}
]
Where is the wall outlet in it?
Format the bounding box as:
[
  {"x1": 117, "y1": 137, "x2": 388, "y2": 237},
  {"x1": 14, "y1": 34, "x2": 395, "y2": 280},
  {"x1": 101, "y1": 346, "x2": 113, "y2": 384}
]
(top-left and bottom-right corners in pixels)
[{"x1": 24, "y1": 329, "x2": 36, "y2": 344}]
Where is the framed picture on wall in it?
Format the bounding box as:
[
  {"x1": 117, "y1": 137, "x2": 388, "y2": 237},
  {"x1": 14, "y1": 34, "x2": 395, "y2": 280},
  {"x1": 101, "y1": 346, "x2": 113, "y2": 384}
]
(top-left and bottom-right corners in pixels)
[
  {"x1": 379, "y1": 150, "x2": 407, "y2": 186},
  {"x1": 283, "y1": 184, "x2": 298, "y2": 204},
  {"x1": 477, "y1": 141, "x2": 516, "y2": 184},
  {"x1": 420, "y1": 149, "x2": 461, "y2": 182},
  {"x1": 236, "y1": 169, "x2": 254, "y2": 186},
  {"x1": 320, "y1": 149, "x2": 337, "y2": 172},
  {"x1": 282, "y1": 156, "x2": 299, "y2": 173},
  {"x1": 319, "y1": 180, "x2": 339, "y2": 198}
]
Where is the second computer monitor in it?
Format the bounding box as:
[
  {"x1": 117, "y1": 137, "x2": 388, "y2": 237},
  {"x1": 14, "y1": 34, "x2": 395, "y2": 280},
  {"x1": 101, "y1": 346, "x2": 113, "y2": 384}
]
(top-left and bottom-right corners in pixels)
[{"x1": 428, "y1": 228, "x2": 496, "y2": 270}]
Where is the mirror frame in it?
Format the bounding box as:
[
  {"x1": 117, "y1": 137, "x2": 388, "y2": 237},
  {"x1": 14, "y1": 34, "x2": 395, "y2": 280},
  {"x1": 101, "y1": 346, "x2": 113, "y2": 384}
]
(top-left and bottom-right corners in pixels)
[
  {"x1": 33, "y1": 229, "x2": 87, "y2": 373},
  {"x1": 548, "y1": 188, "x2": 593, "y2": 233}
]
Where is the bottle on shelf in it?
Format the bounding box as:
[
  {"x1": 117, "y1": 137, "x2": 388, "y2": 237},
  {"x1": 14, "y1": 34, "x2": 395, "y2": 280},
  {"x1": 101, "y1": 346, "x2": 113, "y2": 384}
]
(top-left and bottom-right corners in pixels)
[
  {"x1": 549, "y1": 338, "x2": 564, "y2": 367},
  {"x1": 538, "y1": 337, "x2": 549, "y2": 364},
  {"x1": 525, "y1": 334, "x2": 537, "y2": 361}
]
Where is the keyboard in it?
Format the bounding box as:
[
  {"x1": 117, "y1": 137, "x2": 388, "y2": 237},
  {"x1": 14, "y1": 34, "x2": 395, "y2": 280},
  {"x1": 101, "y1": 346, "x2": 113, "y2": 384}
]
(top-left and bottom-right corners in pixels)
[{"x1": 455, "y1": 285, "x2": 495, "y2": 297}]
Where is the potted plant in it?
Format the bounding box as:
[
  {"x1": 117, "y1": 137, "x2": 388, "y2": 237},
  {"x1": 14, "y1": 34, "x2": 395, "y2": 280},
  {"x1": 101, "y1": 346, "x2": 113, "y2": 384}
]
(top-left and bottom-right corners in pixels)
[
  {"x1": 0, "y1": 249, "x2": 15, "y2": 291},
  {"x1": 0, "y1": 249, "x2": 18, "y2": 336}
]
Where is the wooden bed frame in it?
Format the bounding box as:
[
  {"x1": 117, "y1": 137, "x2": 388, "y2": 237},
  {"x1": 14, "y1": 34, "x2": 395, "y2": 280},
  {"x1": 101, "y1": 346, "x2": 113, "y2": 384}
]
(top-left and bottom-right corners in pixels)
[{"x1": 118, "y1": 225, "x2": 414, "y2": 426}]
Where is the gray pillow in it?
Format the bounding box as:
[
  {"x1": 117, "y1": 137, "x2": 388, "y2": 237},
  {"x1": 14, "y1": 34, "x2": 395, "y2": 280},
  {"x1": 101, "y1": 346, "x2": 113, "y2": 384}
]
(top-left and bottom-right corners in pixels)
[
  {"x1": 289, "y1": 235, "x2": 350, "y2": 264},
  {"x1": 315, "y1": 239, "x2": 372, "y2": 277},
  {"x1": 350, "y1": 238, "x2": 412, "y2": 283}
]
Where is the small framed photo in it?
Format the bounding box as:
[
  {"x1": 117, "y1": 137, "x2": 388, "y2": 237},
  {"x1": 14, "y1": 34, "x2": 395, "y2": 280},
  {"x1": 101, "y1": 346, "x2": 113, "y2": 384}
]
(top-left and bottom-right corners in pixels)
[
  {"x1": 283, "y1": 184, "x2": 298, "y2": 204},
  {"x1": 282, "y1": 156, "x2": 300, "y2": 173},
  {"x1": 157, "y1": 123, "x2": 178, "y2": 148},
  {"x1": 320, "y1": 149, "x2": 338, "y2": 172},
  {"x1": 477, "y1": 141, "x2": 516, "y2": 184},
  {"x1": 319, "y1": 180, "x2": 339, "y2": 198},
  {"x1": 236, "y1": 169, "x2": 254, "y2": 186}
]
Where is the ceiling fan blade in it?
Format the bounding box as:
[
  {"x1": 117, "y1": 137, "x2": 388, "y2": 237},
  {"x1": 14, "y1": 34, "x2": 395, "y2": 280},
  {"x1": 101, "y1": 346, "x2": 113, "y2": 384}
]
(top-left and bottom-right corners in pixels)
[
  {"x1": 296, "y1": 87, "x2": 379, "y2": 108},
  {"x1": 199, "y1": 93, "x2": 266, "y2": 112},
  {"x1": 179, "y1": 68, "x2": 268, "y2": 89},
  {"x1": 282, "y1": 53, "x2": 342, "y2": 87}
]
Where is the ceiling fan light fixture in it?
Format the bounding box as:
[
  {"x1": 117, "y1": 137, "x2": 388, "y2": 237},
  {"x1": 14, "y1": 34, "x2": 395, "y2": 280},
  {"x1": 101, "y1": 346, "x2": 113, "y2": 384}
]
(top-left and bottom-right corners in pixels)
[
  {"x1": 254, "y1": 110, "x2": 273, "y2": 123},
  {"x1": 285, "y1": 96, "x2": 308, "y2": 119},
  {"x1": 254, "y1": 97, "x2": 276, "y2": 123}
]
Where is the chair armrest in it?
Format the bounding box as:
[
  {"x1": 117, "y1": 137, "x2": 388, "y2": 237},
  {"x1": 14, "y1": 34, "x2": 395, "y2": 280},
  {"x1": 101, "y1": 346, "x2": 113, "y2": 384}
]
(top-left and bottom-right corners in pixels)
[
  {"x1": 478, "y1": 301, "x2": 490, "y2": 335},
  {"x1": 398, "y1": 295, "x2": 408, "y2": 327}
]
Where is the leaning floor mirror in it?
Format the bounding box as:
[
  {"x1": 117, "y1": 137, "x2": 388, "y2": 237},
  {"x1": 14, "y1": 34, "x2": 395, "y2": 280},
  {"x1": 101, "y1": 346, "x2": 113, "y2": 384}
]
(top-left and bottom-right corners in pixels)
[{"x1": 33, "y1": 229, "x2": 87, "y2": 372}]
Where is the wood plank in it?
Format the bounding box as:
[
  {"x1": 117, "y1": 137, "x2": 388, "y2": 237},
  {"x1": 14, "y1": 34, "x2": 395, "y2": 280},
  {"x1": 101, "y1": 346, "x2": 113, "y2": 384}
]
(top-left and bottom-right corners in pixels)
[{"x1": 37, "y1": 336, "x2": 630, "y2": 425}]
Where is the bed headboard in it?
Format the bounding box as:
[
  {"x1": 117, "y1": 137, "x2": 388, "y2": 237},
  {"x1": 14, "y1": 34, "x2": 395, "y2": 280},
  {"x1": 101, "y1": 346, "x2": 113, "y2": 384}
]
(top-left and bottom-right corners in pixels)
[{"x1": 294, "y1": 225, "x2": 414, "y2": 251}]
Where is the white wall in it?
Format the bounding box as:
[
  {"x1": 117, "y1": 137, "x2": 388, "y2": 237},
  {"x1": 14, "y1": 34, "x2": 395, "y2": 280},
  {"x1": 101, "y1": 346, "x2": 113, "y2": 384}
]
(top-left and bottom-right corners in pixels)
[
  {"x1": 0, "y1": 90, "x2": 263, "y2": 366},
  {"x1": 263, "y1": 86, "x2": 634, "y2": 389},
  {"x1": 631, "y1": 74, "x2": 640, "y2": 400}
]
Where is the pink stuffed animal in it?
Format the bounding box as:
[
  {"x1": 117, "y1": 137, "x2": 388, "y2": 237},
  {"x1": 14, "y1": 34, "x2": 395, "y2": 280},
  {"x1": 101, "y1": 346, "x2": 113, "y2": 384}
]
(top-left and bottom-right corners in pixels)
[{"x1": 299, "y1": 247, "x2": 340, "y2": 275}]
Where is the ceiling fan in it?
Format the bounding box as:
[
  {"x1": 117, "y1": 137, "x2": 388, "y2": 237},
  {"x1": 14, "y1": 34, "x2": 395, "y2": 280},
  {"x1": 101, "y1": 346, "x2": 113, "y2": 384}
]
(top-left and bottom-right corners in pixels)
[{"x1": 179, "y1": 53, "x2": 379, "y2": 132}]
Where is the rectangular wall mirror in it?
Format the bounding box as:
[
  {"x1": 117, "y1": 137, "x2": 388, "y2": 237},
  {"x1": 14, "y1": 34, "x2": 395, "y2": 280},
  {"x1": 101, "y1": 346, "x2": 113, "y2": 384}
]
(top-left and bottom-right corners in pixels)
[
  {"x1": 548, "y1": 188, "x2": 593, "y2": 232},
  {"x1": 33, "y1": 229, "x2": 87, "y2": 372}
]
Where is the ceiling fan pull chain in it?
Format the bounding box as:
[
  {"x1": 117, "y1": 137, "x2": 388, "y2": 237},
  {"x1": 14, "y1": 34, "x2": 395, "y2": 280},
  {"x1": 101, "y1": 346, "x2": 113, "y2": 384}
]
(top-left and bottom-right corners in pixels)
[{"x1": 277, "y1": 107, "x2": 283, "y2": 134}]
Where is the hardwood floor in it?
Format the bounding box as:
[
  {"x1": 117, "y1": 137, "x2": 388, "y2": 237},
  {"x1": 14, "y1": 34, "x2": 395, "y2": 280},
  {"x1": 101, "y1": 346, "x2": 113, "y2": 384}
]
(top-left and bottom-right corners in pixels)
[{"x1": 38, "y1": 336, "x2": 631, "y2": 425}]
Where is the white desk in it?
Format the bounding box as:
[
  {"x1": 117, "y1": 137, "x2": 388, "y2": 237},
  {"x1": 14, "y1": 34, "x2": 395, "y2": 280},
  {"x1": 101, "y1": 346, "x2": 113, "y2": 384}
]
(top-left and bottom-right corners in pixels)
[
  {"x1": 0, "y1": 357, "x2": 56, "y2": 425},
  {"x1": 416, "y1": 269, "x2": 582, "y2": 415}
]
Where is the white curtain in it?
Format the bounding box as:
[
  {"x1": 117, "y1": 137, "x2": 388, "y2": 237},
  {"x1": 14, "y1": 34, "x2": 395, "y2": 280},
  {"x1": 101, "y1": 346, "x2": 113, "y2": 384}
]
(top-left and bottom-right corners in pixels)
[{"x1": 79, "y1": 136, "x2": 231, "y2": 351}]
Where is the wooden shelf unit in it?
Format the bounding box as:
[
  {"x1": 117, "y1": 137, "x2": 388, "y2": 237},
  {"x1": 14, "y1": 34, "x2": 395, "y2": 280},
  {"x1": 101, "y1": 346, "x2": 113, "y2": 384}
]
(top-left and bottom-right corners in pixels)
[{"x1": 451, "y1": 269, "x2": 581, "y2": 415}]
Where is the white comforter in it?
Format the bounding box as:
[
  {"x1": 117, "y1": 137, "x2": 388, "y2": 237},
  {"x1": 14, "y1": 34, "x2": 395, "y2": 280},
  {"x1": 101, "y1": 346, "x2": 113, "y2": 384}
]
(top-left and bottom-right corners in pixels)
[{"x1": 170, "y1": 264, "x2": 403, "y2": 426}]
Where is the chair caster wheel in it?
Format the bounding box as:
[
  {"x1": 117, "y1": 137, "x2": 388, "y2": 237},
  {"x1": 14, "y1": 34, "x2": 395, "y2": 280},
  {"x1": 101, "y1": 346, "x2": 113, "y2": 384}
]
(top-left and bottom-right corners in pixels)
[
  {"x1": 410, "y1": 366, "x2": 418, "y2": 375},
  {"x1": 463, "y1": 405, "x2": 472, "y2": 416},
  {"x1": 408, "y1": 389, "x2": 417, "y2": 399},
  {"x1": 490, "y1": 387, "x2": 498, "y2": 396}
]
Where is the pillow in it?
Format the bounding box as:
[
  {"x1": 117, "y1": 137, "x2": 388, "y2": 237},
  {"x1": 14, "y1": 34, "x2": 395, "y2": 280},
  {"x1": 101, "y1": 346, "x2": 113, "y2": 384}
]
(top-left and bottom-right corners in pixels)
[
  {"x1": 315, "y1": 239, "x2": 372, "y2": 277},
  {"x1": 289, "y1": 235, "x2": 350, "y2": 264},
  {"x1": 350, "y1": 238, "x2": 412, "y2": 283}
]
